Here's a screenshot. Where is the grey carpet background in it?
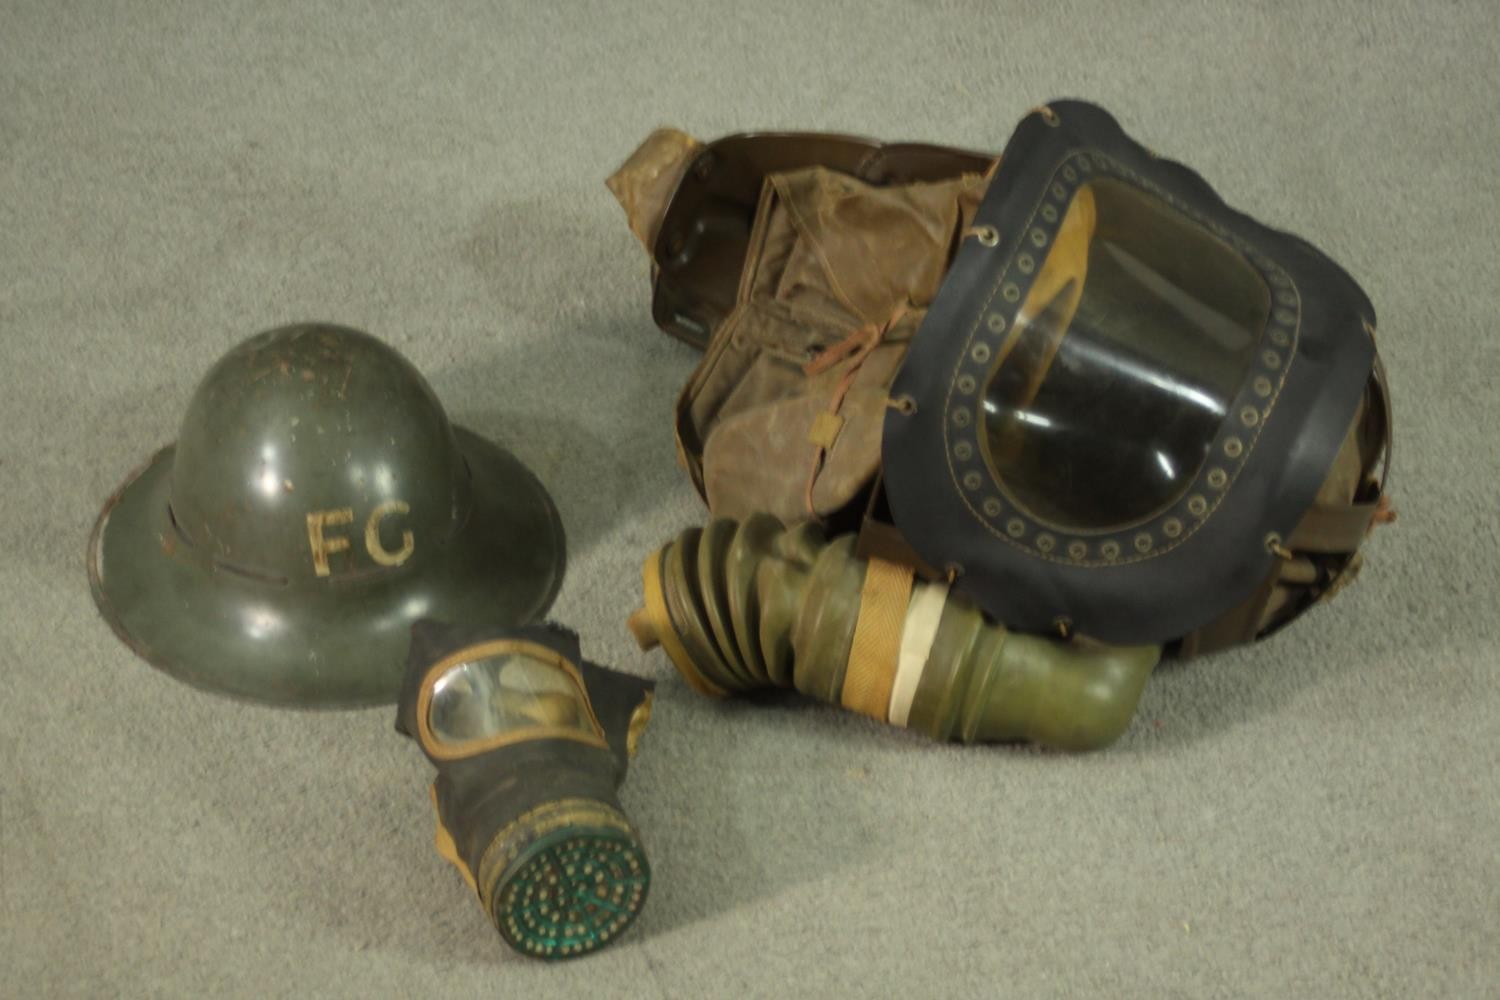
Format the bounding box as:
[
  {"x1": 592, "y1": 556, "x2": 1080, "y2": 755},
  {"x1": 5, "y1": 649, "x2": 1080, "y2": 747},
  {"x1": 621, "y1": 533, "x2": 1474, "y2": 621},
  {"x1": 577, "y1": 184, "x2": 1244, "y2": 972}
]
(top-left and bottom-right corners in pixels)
[{"x1": 3, "y1": 1, "x2": 1496, "y2": 997}]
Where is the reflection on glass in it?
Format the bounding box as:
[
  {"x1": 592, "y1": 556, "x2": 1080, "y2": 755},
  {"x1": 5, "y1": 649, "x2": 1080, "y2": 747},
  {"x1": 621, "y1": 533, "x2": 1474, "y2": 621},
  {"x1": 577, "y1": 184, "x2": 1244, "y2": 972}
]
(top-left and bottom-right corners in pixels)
[
  {"x1": 981, "y1": 178, "x2": 1270, "y2": 531},
  {"x1": 428, "y1": 651, "x2": 594, "y2": 745}
]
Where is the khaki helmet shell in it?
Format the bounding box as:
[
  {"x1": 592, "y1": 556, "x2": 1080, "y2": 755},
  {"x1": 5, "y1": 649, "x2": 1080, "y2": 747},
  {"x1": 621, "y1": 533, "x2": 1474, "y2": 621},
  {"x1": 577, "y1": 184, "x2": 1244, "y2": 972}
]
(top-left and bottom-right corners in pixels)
[{"x1": 88, "y1": 323, "x2": 565, "y2": 706}]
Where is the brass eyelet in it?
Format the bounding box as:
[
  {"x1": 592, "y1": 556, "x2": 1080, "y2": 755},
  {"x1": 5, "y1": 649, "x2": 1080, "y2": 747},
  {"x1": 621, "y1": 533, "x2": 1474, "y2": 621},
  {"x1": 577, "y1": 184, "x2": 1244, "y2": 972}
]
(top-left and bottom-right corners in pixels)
[
  {"x1": 1265, "y1": 533, "x2": 1294, "y2": 560},
  {"x1": 889, "y1": 394, "x2": 917, "y2": 415}
]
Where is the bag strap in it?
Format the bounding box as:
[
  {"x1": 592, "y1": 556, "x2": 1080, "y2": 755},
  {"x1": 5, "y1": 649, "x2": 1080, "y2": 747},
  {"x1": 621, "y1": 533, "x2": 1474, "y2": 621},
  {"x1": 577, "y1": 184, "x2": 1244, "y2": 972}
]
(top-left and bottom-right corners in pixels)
[{"x1": 1287, "y1": 355, "x2": 1395, "y2": 553}]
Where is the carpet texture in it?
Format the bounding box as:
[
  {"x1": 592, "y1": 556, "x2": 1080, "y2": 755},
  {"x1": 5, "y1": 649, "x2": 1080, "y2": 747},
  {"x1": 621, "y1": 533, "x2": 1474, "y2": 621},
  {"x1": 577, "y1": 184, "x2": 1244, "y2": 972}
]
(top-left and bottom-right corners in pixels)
[{"x1": 3, "y1": 1, "x2": 1496, "y2": 996}]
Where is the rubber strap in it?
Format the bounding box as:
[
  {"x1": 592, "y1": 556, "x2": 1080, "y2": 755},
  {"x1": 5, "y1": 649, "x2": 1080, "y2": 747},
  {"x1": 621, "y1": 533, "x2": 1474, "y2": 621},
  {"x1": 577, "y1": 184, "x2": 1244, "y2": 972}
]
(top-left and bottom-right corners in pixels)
[{"x1": 840, "y1": 557, "x2": 916, "y2": 720}]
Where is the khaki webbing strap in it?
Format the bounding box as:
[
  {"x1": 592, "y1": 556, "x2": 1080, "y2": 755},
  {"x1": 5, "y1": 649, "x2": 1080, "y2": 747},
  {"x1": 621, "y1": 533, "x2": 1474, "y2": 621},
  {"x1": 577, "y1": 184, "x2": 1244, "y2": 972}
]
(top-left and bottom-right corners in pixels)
[
  {"x1": 841, "y1": 557, "x2": 916, "y2": 720},
  {"x1": 1177, "y1": 570, "x2": 1280, "y2": 659},
  {"x1": 1288, "y1": 362, "x2": 1395, "y2": 554},
  {"x1": 1288, "y1": 501, "x2": 1381, "y2": 553}
]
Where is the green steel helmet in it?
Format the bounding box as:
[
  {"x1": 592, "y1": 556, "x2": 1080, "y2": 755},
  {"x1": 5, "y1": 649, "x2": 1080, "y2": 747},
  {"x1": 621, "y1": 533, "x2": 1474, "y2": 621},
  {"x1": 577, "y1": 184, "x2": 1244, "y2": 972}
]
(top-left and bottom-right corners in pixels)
[{"x1": 88, "y1": 323, "x2": 566, "y2": 706}]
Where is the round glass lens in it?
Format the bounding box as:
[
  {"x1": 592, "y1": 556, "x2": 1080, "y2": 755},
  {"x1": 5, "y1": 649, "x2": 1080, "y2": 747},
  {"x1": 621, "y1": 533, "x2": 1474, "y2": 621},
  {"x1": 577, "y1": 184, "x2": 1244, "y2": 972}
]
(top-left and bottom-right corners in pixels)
[{"x1": 428, "y1": 651, "x2": 594, "y2": 745}]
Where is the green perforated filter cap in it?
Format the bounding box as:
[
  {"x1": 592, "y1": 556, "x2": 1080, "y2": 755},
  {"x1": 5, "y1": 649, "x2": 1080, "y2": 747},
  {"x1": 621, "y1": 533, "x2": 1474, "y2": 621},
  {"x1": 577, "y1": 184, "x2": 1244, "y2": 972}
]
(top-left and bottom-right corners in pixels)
[{"x1": 479, "y1": 801, "x2": 650, "y2": 960}]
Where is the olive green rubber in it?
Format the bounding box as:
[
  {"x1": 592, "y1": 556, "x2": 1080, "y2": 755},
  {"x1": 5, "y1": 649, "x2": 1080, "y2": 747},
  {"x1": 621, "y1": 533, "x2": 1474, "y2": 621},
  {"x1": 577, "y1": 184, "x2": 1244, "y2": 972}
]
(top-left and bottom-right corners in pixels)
[{"x1": 634, "y1": 515, "x2": 1161, "y2": 751}]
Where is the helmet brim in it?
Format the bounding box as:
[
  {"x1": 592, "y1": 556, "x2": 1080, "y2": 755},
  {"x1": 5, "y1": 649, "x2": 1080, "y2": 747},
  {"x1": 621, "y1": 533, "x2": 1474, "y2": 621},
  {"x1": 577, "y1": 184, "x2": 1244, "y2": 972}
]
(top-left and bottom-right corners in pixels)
[{"x1": 87, "y1": 426, "x2": 565, "y2": 707}]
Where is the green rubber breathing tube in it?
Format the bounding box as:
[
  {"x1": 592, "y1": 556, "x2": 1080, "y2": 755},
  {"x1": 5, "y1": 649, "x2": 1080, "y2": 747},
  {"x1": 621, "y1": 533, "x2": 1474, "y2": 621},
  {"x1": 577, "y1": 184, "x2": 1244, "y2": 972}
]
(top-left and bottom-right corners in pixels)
[{"x1": 629, "y1": 514, "x2": 1160, "y2": 752}]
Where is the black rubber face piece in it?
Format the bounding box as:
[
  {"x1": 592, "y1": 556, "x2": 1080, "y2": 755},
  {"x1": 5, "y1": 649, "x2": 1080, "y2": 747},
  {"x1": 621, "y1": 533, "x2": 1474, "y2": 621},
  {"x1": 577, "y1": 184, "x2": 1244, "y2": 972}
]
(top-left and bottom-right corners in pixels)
[{"x1": 882, "y1": 99, "x2": 1376, "y2": 644}]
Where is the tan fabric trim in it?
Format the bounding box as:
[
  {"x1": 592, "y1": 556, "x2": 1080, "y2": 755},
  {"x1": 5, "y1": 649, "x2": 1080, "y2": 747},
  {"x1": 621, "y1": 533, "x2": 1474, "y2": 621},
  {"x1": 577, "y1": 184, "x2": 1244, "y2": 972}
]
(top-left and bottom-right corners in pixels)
[
  {"x1": 474, "y1": 799, "x2": 635, "y2": 913},
  {"x1": 640, "y1": 548, "x2": 729, "y2": 698},
  {"x1": 430, "y1": 783, "x2": 478, "y2": 895},
  {"x1": 840, "y1": 557, "x2": 916, "y2": 720},
  {"x1": 626, "y1": 691, "x2": 654, "y2": 759}
]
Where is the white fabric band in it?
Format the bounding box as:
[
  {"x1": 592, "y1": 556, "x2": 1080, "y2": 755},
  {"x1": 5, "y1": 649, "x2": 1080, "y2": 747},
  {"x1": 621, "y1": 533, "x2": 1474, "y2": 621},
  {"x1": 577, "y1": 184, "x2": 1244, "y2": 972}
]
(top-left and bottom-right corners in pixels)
[{"x1": 887, "y1": 580, "x2": 949, "y2": 727}]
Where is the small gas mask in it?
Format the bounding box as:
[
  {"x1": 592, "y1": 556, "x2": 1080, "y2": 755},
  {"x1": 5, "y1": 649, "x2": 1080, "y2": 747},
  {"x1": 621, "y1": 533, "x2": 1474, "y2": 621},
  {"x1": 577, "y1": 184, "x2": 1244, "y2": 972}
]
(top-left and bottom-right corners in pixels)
[{"x1": 395, "y1": 620, "x2": 654, "y2": 959}]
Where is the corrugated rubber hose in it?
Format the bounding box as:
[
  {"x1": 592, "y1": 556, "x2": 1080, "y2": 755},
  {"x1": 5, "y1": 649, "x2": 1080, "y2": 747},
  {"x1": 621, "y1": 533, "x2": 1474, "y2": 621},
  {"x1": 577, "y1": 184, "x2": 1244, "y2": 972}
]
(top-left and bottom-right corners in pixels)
[{"x1": 629, "y1": 514, "x2": 1160, "y2": 751}]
